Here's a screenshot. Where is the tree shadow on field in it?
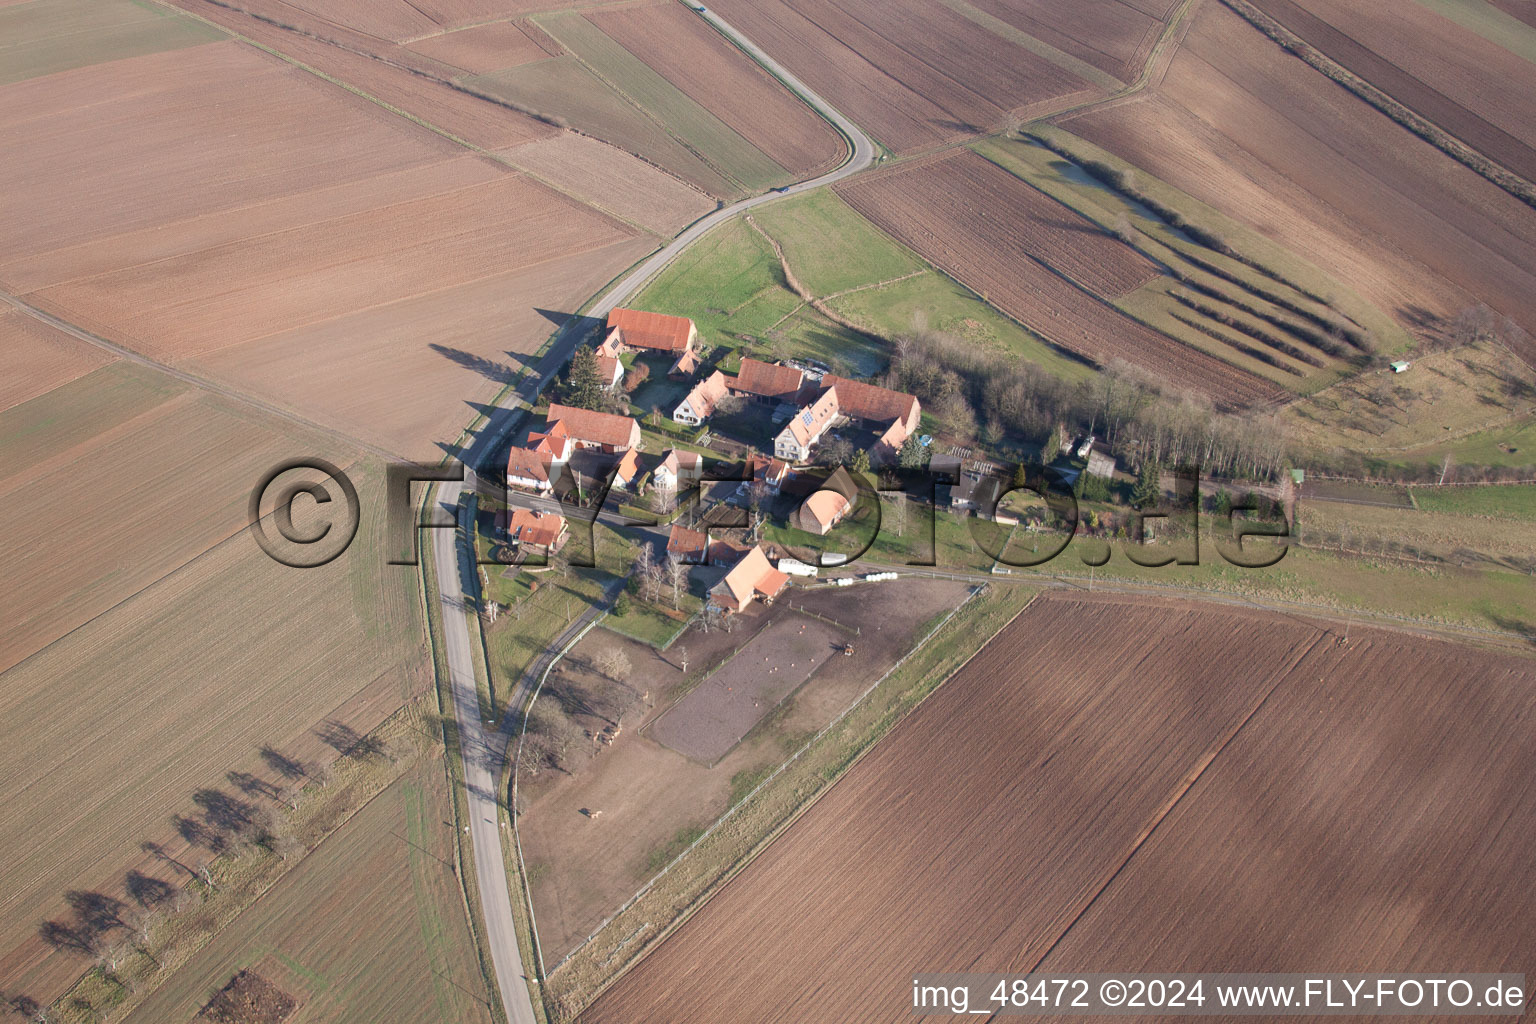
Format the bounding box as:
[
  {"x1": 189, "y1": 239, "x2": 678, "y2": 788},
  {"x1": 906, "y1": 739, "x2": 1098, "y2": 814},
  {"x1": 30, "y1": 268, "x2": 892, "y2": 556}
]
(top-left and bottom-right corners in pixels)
[
  {"x1": 931, "y1": 117, "x2": 985, "y2": 136},
  {"x1": 1398, "y1": 305, "x2": 1450, "y2": 349},
  {"x1": 314, "y1": 719, "x2": 388, "y2": 760},
  {"x1": 1039, "y1": 216, "x2": 1116, "y2": 238},
  {"x1": 431, "y1": 344, "x2": 520, "y2": 385}
]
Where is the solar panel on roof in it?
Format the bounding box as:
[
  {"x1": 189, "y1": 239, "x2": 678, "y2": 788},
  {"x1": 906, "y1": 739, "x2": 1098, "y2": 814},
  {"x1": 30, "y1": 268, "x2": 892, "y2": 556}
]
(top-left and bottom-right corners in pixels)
[{"x1": 801, "y1": 411, "x2": 813, "y2": 425}]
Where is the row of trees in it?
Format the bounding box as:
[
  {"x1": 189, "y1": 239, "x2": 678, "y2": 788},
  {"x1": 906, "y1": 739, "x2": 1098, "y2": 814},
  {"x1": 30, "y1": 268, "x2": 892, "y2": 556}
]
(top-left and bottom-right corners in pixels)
[{"x1": 884, "y1": 329, "x2": 1294, "y2": 482}]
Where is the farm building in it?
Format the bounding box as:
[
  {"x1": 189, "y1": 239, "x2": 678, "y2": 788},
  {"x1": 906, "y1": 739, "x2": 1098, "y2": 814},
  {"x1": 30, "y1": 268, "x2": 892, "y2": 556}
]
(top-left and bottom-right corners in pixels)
[
  {"x1": 605, "y1": 307, "x2": 698, "y2": 356},
  {"x1": 654, "y1": 449, "x2": 703, "y2": 492},
  {"x1": 709, "y1": 545, "x2": 790, "y2": 614},
  {"x1": 1391, "y1": 360, "x2": 1412, "y2": 373},
  {"x1": 820, "y1": 374, "x2": 921, "y2": 462},
  {"x1": 775, "y1": 387, "x2": 840, "y2": 463},
  {"x1": 674, "y1": 371, "x2": 730, "y2": 425},
  {"x1": 1086, "y1": 450, "x2": 1116, "y2": 479},
  {"x1": 506, "y1": 508, "x2": 568, "y2": 557},
  {"x1": 797, "y1": 490, "x2": 851, "y2": 535},
  {"x1": 726, "y1": 357, "x2": 806, "y2": 405}
]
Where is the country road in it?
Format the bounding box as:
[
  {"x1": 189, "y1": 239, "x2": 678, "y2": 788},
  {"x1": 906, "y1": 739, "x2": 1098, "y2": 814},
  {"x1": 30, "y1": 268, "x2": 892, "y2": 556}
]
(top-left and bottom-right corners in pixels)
[{"x1": 430, "y1": 7, "x2": 880, "y2": 1022}]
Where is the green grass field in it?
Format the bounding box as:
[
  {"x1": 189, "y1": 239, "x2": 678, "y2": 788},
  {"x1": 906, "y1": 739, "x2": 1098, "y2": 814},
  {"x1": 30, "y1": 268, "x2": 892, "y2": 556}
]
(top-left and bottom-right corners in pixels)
[
  {"x1": 0, "y1": 0, "x2": 224, "y2": 86},
  {"x1": 630, "y1": 215, "x2": 886, "y2": 375},
  {"x1": 636, "y1": 189, "x2": 1095, "y2": 382},
  {"x1": 750, "y1": 190, "x2": 923, "y2": 296},
  {"x1": 1411, "y1": 483, "x2": 1536, "y2": 521}
]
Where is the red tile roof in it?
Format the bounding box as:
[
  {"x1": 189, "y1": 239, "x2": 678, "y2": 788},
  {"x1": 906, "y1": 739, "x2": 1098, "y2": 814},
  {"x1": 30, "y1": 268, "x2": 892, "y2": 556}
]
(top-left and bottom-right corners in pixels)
[
  {"x1": 667, "y1": 524, "x2": 708, "y2": 560},
  {"x1": 507, "y1": 508, "x2": 566, "y2": 550},
  {"x1": 614, "y1": 447, "x2": 641, "y2": 484},
  {"x1": 783, "y1": 387, "x2": 840, "y2": 446},
  {"x1": 713, "y1": 545, "x2": 789, "y2": 611},
  {"x1": 801, "y1": 490, "x2": 851, "y2": 533},
  {"x1": 594, "y1": 354, "x2": 622, "y2": 386},
  {"x1": 607, "y1": 308, "x2": 694, "y2": 353},
  {"x1": 507, "y1": 446, "x2": 552, "y2": 484},
  {"x1": 821, "y1": 375, "x2": 920, "y2": 431},
  {"x1": 545, "y1": 403, "x2": 640, "y2": 449},
  {"x1": 728, "y1": 357, "x2": 804, "y2": 401},
  {"x1": 678, "y1": 370, "x2": 729, "y2": 419}
]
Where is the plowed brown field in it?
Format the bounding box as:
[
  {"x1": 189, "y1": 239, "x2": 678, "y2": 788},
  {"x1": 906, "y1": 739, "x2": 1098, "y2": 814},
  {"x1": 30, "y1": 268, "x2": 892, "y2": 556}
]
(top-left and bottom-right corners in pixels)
[
  {"x1": 1250, "y1": 0, "x2": 1536, "y2": 180},
  {"x1": 0, "y1": 39, "x2": 649, "y2": 456},
  {"x1": 837, "y1": 151, "x2": 1281, "y2": 407},
  {"x1": 968, "y1": 0, "x2": 1166, "y2": 82},
  {"x1": 405, "y1": 19, "x2": 559, "y2": 74},
  {"x1": 0, "y1": 308, "x2": 113, "y2": 413},
  {"x1": 582, "y1": 593, "x2": 1536, "y2": 1024},
  {"x1": 704, "y1": 0, "x2": 1101, "y2": 152},
  {"x1": 1063, "y1": 4, "x2": 1536, "y2": 357},
  {"x1": 587, "y1": 1, "x2": 845, "y2": 178}
]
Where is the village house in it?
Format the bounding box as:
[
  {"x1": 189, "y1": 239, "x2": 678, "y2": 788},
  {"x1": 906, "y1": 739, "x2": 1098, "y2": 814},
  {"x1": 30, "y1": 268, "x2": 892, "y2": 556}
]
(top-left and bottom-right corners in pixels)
[
  {"x1": 505, "y1": 508, "x2": 568, "y2": 558},
  {"x1": 611, "y1": 448, "x2": 642, "y2": 491},
  {"x1": 666, "y1": 523, "x2": 710, "y2": 563},
  {"x1": 745, "y1": 452, "x2": 790, "y2": 494},
  {"x1": 506, "y1": 447, "x2": 555, "y2": 494},
  {"x1": 595, "y1": 346, "x2": 626, "y2": 389},
  {"x1": 507, "y1": 405, "x2": 639, "y2": 493},
  {"x1": 653, "y1": 448, "x2": 702, "y2": 492},
  {"x1": 709, "y1": 545, "x2": 790, "y2": 614},
  {"x1": 604, "y1": 307, "x2": 698, "y2": 377},
  {"x1": 673, "y1": 370, "x2": 730, "y2": 426},
  {"x1": 542, "y1": 403, "x2": 640, "y2": 453},
  {"x1": 774, "y1": 386, "x2": 840, "y2": 463}
]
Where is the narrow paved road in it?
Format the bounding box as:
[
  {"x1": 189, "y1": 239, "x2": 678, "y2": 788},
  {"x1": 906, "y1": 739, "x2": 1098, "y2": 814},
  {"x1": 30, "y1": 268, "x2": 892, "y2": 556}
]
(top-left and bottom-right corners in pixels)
[{"x1": 432, "y1": 8, "x2": 879, "y2": 1022}]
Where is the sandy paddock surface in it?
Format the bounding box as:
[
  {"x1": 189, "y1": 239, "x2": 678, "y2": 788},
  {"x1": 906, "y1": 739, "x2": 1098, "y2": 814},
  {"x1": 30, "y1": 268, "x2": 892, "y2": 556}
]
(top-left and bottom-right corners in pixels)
[
  {"x1": 582, "y1": 592, "x2": 1536, "y2": 1024},
  {"x1": 704, "y1": 0, "x2": 1102, "y2": 153},
  {"x1": 1251, "y1": 0, "x2": 1536, "y2": 178},
  {"x1": 838, "y1": 151, "x2": 1282, "y2": 408},
  {"x1": 647, "y1": 611, "x2": 847, "y2": 763},
  {"x1": 519, "y1": 579, "x2": 969, "y2": 961},
  {"x1": 586, "y1": 1, "x2": 846, "y2": 178},
  {"x1": 1063, "y1": 4, "x2": 1536, "y2": 350},
  {"x1": 497, "y1": 132, "x2": 713, "y2": 236},
  {"x1": 0, "y1": 308, "x2": 114, "y2": 413}
]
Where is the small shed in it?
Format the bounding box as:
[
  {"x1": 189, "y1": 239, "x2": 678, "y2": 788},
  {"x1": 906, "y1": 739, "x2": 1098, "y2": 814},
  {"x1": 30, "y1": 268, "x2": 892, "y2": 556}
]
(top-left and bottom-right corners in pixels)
[{"x1": 1390, "y1": 360, "x2": 1411, "y2": 373}]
